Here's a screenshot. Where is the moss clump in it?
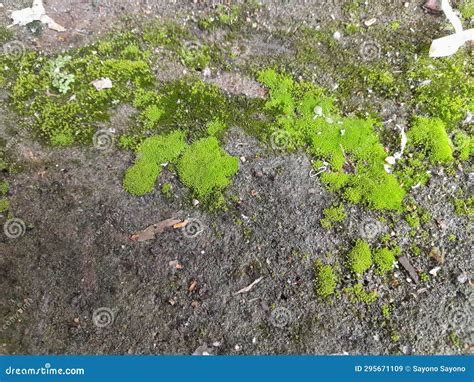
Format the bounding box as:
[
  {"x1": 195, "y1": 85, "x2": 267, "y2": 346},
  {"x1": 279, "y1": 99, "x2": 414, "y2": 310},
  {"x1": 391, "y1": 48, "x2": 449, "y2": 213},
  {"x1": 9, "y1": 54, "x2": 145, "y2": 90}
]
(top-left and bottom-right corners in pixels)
[
  {"x1": 453, "y1": 131, "x2": 473, "y2": 161},
  {"x1": 123, "y1": 131, "x2": 187, "y2": 196},
  {"x1": 314, "y1": 261, "x2": 337, "y2": 299},
  {"x1": 320, "y1": 203, "x2": 346, "y2": 229},
  {"x1": 179, "y1": 43, "x2": 211, "y2": 70},
  {"x1": 258, "y1": 69, "x2": 405, "y2": 210},
  {"x1": 207, "y1": 119, "x2": 227, "y2": 137},
  {"x1": 0, "y1": 26, "x2": 13, "y2": 45},
  {"x1": 407, "y1": 117, "x2": 453, "y2": 163},
  {"x1": 123, "y1": 161, "x2": 161, "y2": 196},
  {"x1": 0, "y1": 198, "x2": 10, "y2": 213},
  {"x1": 161, "y1": 183, "x2": 173, "y2": 198},
  {"x1": 373, "y1": 247, "x2": 397, "y2": 275},
  {"x1": 381, "y1": 304, "x2": 391, "y2": 318},
  {"x1": 10, "y1": 34, "x2": 155, "y2": 146},
  {"x1": 409, "y1": 54, "x2": 473, "y2": 128},
  {"x1": 0, "y1": 181, "x2": 9, "y2": 195},
  {"x1": 344, "y1": 283, "x2": 378, "y2": 304},
  {"x1": 453, "y1": 196, "x2": 474, "y2": 219},
  {"x1": 347, "y1": 240, "x2": 372, "y2": 275},
  {"x1": 460, "y1": 0, "x2": 474, "y2": 18},
  {"x1": 177, "y1": 137, "x2": 239, "y2": 199}
]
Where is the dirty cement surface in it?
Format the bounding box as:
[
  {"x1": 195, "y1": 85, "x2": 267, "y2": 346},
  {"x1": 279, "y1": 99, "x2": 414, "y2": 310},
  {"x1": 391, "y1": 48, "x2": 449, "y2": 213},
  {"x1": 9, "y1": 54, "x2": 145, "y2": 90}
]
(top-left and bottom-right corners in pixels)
[{"x1": 0, "y1": 0, "x2": 472, "y2": 355}]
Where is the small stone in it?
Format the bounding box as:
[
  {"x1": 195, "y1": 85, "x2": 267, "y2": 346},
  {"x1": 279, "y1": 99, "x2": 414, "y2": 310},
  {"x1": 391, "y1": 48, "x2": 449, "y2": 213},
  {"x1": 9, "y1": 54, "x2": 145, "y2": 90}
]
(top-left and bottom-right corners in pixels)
[
  {"x1": 192, "y1": 199, "x2": 200, "y2": 206},
  {"x1": 234, "y1": 344, "x2": 241, "y2": 351},
  {"x1": 385, "y1": 156, "x2": 396, "y2": 165},
  {"x1": 333, "y1": 31, "x2": 341, "y2": 40},
  {"x1": 429, "y1": 266, "x2": 441, "y2": 276},
  {"x1": 203, "y1": 67, "x2": 211, "y2": 77},
  {"x1": 364, "y1": 18, "x2": 377, "y2": 27},
  {"x1": 240, "y1": 156, "x2": 246, "y2": 162},
  {"x1": 457, "y1": 273, "x2": 468, "y2": 284},
  {"x1": 314, "y1": 106, "x2": 323, "y2": 116}
]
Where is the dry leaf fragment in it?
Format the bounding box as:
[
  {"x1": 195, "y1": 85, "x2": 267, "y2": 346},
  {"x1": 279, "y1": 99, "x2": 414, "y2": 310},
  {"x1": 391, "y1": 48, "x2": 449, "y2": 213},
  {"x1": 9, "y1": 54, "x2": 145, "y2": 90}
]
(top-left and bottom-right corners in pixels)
[
  {"x1": 91, "y1": 77, "x2": 113, "y2": 90},
  {"x1": 398, "y1": 256, "x2": 419, "y2": 284},
  {"x1": 173, "y1": 220, "x2": 189, "y2": 229},
  {"x1": 188, "y1": 280, "x2": 198, "y2": 293},
  {"x1": 130, "y1": 218, "x2": 181, "y2": 242}
]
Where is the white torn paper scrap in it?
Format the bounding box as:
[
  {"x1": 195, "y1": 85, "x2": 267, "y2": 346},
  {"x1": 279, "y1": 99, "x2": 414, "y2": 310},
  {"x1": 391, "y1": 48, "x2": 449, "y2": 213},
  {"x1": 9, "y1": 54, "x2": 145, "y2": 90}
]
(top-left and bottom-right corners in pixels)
[
  {"x1": 8, "y1": 0, "x2": 65, "y2": 32},
  {"x1": 429, "y1": 0, "x2": 474, "y2": 57},
  {"x1": 91, "y1": 77, "x2": 113, "y2": 90}
]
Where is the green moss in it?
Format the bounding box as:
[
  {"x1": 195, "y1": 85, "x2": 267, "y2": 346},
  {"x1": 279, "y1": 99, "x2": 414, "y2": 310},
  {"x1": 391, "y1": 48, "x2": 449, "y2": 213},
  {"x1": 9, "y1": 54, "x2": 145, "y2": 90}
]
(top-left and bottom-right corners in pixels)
[
  {"x1": 381, "y1": 304, "x2": 391, "y2": 318},
  {"x1": 320, "y1": 203, "x2": 346, "y2": 229},
  {"x1": 344, "y1": 283, "x2": 378, "y2": 304},
  {"x1": 453, "y1": 131, "x2": 473, "y2": 161},
  {"x1": 157, "y1": 79, "x2": 230, "y2": 139},
  {"x1": 390, "y1": 331, "x2": 400, "y2": 343},
  {"x1": 161, "y1": 183, "x2": 173, "y2": 198},
  {"x1": 405, "y1": 211, "x2": 420, "y2": 228},
  {"x1": 179, "y1": 43, "x2": 211, "y2": 70},
  {"x1": 177, "y1": 137, "x2": 239, "y2": 199},
  {"x1": 314, "y1": 261, "x2": 337, "y2": 299},
  {"x1": 363, "y1": 67, "x2": 398, "y2": 97},
  {"x1": 207, "y1": 119, "x2": 227, "y2": 137},
  {"x1": 123, "y1": 160, "x2": 161, "y2": 196},
  {"x1": 420, "y1": 273, "x2": 430, "y2": 283},
  {"x1": 389, "y1": 21, "x2": 401, "y2": 31},
  {"x1": 409, "y1": 54, "x2": 473, "y2": 128},
  {"x1": 123, "y1": 131, "x2": 187, "y2": 196},
  {"x1": 453, "y1": 196, "x2": 474, "y2": 218},
  {"x1": 373, "y1": 247, "x2": 397, "y2": 275},
  {"x1": 0, "y1": 181, "x2": 9, "y2": 195},
  {"x1": 0, "y1": 198, "x2": 10, "y2": 213},
  {"x1": 0, "y1": 26, "x2": 13, "y2": 45},
  {"x1": 448, "y1": 331, "x2": 461, "y2": 348},
  {"x1": 258, "y1": 69, "x2": 405, "y2": 211},
  {"x1": 347, "y1": 240, "x2": 372, "y2": 275},
  {"x1": 10, "y1": 34, "x2": 155, "y2": 146},
  {"x1": 407, "y1": 117, "x2": 453, "y2": 163},
  {"x1": 460, "y1": 0, "x2": 474, "y2": 18}
]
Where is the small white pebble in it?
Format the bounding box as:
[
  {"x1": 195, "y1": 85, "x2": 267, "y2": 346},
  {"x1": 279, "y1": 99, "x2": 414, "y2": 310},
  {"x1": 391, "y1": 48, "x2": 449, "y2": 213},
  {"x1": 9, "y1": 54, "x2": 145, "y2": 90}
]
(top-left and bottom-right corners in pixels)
[
  {"x1": 234, "y1": 344, "x2": 241, "y2": 351},
  {"x1": 333, "y1": 31, "x2": 341, "y2": 40},
  {"x1": 240, "y1": 156, "x2": 246, "y2": 162},
  {"x1": 385, "y1": 156, "x2": 396, "y2": 165},
  {"x1": 429, "y1": 266, "x2": 441, "y2": 276},
  {"x1": 364, "y1": 18, "x2": 377, "y2": 27}
]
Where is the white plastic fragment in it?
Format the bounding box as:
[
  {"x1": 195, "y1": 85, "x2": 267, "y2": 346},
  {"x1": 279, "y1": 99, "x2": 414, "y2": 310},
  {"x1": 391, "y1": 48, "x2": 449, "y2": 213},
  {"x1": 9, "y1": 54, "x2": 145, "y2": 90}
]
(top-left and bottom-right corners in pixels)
[
  {"x1": 8, "y1": 0, "x2": 65, "y2": 32},
  {"x1": 429, "y1": 0, "x2": 474, "y2": 57}
]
